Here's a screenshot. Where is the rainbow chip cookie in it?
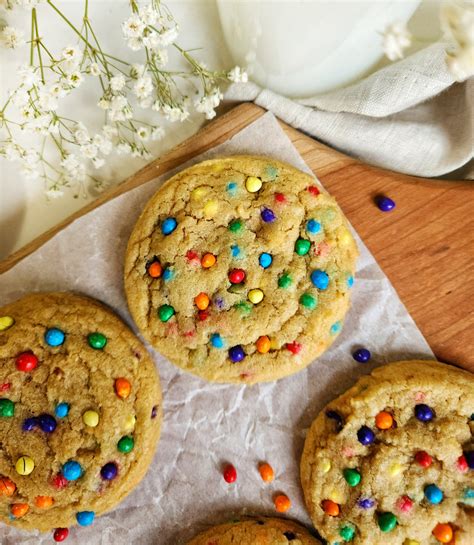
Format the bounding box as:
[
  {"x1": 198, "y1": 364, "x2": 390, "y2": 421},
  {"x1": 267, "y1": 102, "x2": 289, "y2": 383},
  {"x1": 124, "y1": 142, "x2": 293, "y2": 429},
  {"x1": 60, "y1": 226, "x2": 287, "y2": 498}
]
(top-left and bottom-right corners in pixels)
[
  {"x1": 0, "y1": 293, "x2": 161, "y2": 534},
  {"x1": 187, "y1": 516, "x2": 321, "y2": 545},
  {"x1": 125, "y1": 156, "x2": 358, "y2": 383},
  {"x1": 301, "y1": 360, "x2": 474, "y2": 545}
]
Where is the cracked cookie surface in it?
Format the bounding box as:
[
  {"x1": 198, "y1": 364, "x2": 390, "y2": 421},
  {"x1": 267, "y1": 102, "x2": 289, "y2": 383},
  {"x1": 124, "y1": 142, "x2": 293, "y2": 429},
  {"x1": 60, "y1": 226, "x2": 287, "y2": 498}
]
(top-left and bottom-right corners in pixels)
[
  {"x1": 187, "y1": 516, "x2": 321, "y2": 544},
  {"x1": 0, "y1": 292, "x2": 162, "y2": 532},
  {"x1": 124, "y1": 156, "x2": 358, "y2": 384},
  {"x1": 300, "y1": 360, "x2": 474, "y2": 545}
]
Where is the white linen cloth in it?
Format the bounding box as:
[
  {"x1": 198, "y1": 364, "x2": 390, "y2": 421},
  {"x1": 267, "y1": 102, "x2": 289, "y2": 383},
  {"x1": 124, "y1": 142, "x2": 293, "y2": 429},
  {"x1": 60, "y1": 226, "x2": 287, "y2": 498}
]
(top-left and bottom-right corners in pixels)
[{"x1": 226, "y1": 43, "x2": 474, "y2": 179}]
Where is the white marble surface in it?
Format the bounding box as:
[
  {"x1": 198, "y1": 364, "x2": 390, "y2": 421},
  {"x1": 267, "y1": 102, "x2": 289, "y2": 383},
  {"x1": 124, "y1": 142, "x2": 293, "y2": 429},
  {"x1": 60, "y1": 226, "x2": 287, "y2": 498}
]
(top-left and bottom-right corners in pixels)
[{"x1": 0, "y1": 0, "x2": 442, "y2": 260}]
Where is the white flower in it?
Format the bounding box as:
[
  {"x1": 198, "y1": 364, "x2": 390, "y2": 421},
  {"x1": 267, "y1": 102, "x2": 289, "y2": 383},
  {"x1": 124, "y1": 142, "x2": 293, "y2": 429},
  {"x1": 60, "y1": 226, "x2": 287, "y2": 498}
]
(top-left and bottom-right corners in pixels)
[
  {"x1": 67, "y1": 71, "x2": 83, "y2": 88},
  {"x1": 382, "y1": 22, "x2": 412, "y2": 61},
  {"x1": 11, "y1": 88, "x2": 29, "y2": 107},
  {"x1": 152, "y1": 49, "x2": 168, "y2": 67},
  {"x1": 151, "y1": 126, "x2": 165, "y2": 141},
  {"x1": 92, "y1": 157, "x2": 105, "y2": 169},
  {"x1": 122, "y1": 14, "x2": 145, "y2": 38},
  {"x1": 22, "y1": 149, "x2": 40, "y2": 165},
  {"x1": 80, "y1": 143, "x2": 99, "y2": 159},
  {"x1": 61, "y1": 154, "x2": 80, "y2": 173},
  {"x1": 110, "y1": 74, "x2": 126, "y2": 93},
  {"x1": 133, "y1": 75, "x2": 153, "y2": 99},
  {"x1": 38, "y1": 87, "x2": 59, "y2": 111},
  {"x1": 88, "y1": 62, "x2": 101, "y2": 76},
  {"x1": 49, "y1": 82, "x2": 69, "y2": 99},
  {"x1": 136, "y1": 126, "x2": 150, "y2": 140},
  {"x1": 20, "y1": 106, "x2": 34, "y2": 121},
  {"x1": 227, "y1": 66, "x2": 248, "y2": 83},
  {"x1": 0, "y1": 26, "x2": 25, "y2": 49},
  {"x1": 158, "y1": 25, "x2": 178, "y2": 46},
  {"x1": 62, "y1": 45, "x2": 81, "y2": 62},
  {"x1": 194, "y1": 88, "x2": 223, "y2": 120},
  {"x1": 18, "y1": 64, "x2": 40, "y2": 87},
  {"x1": 26, "y1": 114, "x2": 51, "y2": 135},
  {"x1": 98, "y1": 97, "x2": 110, "y2": 110},
  {"x1": 109, "y1": 95, "x2": 133, "y2": 121},
  {"x1": 441, "y1": 2, "x2": 474, "y2": 81},
  {"x1": 73, "y1": 123, "x2": 90, "y2": 145},
  {"x1": 139, "y1": 4, "x2": 158, "y2": 25},
  {"x1": 7, "y1": 0, "x2": 45, "y2": 9},
  {"x1": 116, "y1": 141, "x2": 132, "y2": 155},
  {"x1": 22, "y1": 164, "x2": 40, "y2": 179},
  {"x1": 130, "y1": 64, "x2": 146, "y2": 79},
  {"x1": 127, "y1": 37, "x2": 144, "y2": 51},
  {"x1": 45, "y1": 187, "x2": 64, "y2": 199},
  {"x1": 102, "y1": 124, "x2": 118, "y2": 138},
  {"x1": 162, "y1": 104, "x2": 189, "y2": 122},
  {"x1": 93, "y1": 133, "x2": 112, "y2": 155},
  {"x1": 1, "y1": 142, "x2": 21, "y2": 161}
]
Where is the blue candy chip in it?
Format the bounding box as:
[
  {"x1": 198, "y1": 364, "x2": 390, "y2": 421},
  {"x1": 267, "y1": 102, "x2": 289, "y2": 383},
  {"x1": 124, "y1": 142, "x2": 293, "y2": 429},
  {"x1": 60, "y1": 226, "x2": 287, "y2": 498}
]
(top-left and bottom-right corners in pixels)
[
  {"x1": 161, "y1": 217, "x2": 177, "y2": 235},
  {"x1": 210, "y1": 333, "x2": 224, "y2": 349},
  {"x1": 55, "y1": 402, "x2": 70, "y2": 418},
  {"x1": 311, "y1": 270, "x2": 329, "y2": 290},
  {"x1": 76, "y1": 511, "x2": 95, "y2": 526},
  {"x1": 259, "y1": 252, "x2": 273, "y2": 269},
  {"x1": 306, "y1": 219, "x2": 321, "y2": 234},
  {"x1": 44, "y1": 327, "x2": 65, "y2": 347}
]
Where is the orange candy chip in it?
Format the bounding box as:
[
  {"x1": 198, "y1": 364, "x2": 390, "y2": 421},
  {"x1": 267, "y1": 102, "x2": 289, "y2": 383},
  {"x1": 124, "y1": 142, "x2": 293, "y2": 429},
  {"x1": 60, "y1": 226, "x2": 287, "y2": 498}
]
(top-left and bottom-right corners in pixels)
[
  {"x1": 375, "y1": 411, "x2": 394, "y2": 430},
  {"x1": 35, "y1": 495, "x2": 54, "y2": 508},
  {"x1": 194, "y1": 292, "x2": 210, "y2": 311},
  {"x1": 322, "y1": 499, "x2": 340, "y2": 517},
  {"x1": 148, "y1": 261, "x2": 162, "y2": 278},
  {"x1": 274, "y1": 494, "x2": 291, "y2": 513},
  {"x1": 256, "y1": 336, "x2": 271, "y2": 354},
  {"x1": 11, "y1": 503, "x2": 29, "y2": 518},
  {"x1": 432, "y1": 523, "x2": 453, "y2": 543},
  {"x1": 201, "y1": 253, "x2": 216, "y2": 268},
  {"x1": 0, "y1": 476, "x2": 16, "y2": 496},
  {"x1": 258, "y1": 462, "x2": 274, "y2": 482},
  {"x1": 115, "y1": 378, "x2": 131, "y2": 399}
]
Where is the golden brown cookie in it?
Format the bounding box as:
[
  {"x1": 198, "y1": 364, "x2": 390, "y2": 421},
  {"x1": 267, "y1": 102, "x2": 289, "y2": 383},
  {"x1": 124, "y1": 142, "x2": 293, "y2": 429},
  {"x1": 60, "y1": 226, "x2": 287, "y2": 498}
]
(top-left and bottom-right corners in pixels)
[
  {"x1": 0, "y1": 292, "x2": 162, "y2": 533},
  {"x1": 186, "y1": 516, "x2": 321, "y2": 544},
  {"x1": 300, "y1": 360, "x2": 474, "y2": 545},
  {"x1": 124, "y1": 156, "x2": 358, "y2": 384}
]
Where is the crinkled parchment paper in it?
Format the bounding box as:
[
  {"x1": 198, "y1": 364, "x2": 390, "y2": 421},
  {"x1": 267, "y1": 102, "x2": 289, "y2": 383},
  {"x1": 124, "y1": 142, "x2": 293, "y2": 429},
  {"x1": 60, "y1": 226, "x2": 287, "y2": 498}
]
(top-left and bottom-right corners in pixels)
[{"x1": 0, "y1": 113, "x2": 433, "y2": 545}]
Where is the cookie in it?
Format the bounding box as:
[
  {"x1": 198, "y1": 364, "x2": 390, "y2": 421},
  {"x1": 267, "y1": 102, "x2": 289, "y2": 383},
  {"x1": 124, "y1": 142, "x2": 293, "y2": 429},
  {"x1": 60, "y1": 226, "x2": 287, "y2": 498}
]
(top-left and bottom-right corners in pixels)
[
  {"x1": 300, "y1": 360, "x2": 474, "y2": 545},
  {"x1": 186, "y1": 516, "x2": 321, "y2": 544},
  {"x1": 124, "y1": 155, "x2": 358, "y2": 383},
  {"x1": 0, "y1": 292, "x2": 162, "y2": 533}
]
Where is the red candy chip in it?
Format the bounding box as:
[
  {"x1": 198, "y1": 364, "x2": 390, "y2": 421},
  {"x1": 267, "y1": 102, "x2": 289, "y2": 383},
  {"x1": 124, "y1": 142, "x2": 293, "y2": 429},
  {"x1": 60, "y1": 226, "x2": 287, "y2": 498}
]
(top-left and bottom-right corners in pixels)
[
  {"x1": 0, "y1": 383, "x2": 11, "y2": 392},
  {"x1": 397, "y1": 495, "x2": 413, "y2": 513},
  {"x1": 286, "y1": 341, "x2": 302, "y2": 355},
  {"x1": 53, "y1": 528, "x2": 69, "y2": 542},
  {"x1": 186, "y1": 250, "x2": 199, "y2": 262},
  {"x1": 223, "y1": 464, "x2": 237, "y2": 484},
  {"x1": 16, "y1": 352, "x2": 38, "y2": 372},
  {"x1": 228, "y1": 269, "x2": 246, "y2": 284},
  {"x1": 457, "y1": 455, "x2": 468, "y2": 472},
  {"x1": 308, "y1": 185, "x2": 320, "y2": 196},
  {"x1": 198, "y1": 310, "x2": 209, "y2": 322},
  {"x1": 52, "y1": 474, "x2": 68, "y2": 490},
  {"x1": 415, "y1": 451, "x2": 433, "y2": 468},
  {"x1": 274, "y1": 192, "x2": 286, "y2": 203}
]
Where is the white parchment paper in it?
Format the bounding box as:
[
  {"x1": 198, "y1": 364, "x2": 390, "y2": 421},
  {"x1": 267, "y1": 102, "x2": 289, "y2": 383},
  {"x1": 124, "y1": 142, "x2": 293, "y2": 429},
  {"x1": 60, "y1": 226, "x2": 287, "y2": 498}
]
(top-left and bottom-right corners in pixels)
[{"x1": 0, "y1": 113, "x2": 434, "y2": 545}]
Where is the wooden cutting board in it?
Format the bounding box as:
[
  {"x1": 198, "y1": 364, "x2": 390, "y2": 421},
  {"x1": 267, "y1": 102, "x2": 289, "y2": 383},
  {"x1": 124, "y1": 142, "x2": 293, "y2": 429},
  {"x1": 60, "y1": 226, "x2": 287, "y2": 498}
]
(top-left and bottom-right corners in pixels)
[{"x1": 1, "y1": 103, "x2": 473, "y2": 372}]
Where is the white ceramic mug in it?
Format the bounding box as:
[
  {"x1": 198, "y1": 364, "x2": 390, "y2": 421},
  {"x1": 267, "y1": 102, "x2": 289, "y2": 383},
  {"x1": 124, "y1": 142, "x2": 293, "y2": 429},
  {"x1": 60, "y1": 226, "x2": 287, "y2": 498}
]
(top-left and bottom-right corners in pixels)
[{"x1": 217, "y1": 0, "x2": 421, "y2": 97}]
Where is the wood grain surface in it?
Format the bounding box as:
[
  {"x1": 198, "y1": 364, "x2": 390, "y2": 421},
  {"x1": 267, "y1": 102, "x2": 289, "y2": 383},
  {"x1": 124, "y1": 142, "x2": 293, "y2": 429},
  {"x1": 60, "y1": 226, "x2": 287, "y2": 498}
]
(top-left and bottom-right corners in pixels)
[{"x1": 1, "y1": 103, "x2": 472, "y2": 372}]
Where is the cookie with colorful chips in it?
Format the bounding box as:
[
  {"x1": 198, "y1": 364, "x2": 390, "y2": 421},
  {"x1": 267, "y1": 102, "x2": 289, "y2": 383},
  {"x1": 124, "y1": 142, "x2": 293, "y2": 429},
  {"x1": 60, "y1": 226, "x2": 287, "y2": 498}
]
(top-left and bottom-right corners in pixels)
[
  {"x1": 187, "y1": 516, "x2": 321, "y2": 544},
  {"x1": 0, "y1": 292, "x2": 162, "y2": 535},
  {"x1": 124, "y1": 155, "x2": 358, "y2": 383},
  {"x1": 300, "y1": 360, "x2": 474, "y2": 545}
]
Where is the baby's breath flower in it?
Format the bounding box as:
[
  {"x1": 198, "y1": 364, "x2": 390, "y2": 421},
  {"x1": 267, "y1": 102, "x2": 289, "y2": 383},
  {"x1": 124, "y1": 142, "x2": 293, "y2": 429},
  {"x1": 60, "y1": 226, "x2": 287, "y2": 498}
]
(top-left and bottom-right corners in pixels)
[
  {"x1": 151, "y1": 126, "x2": 165, "y2": 141},
  {"x1": 110, "y1": 74, "x2": 126, "y2": 93},
  {"x1": 139, "y1": 4, "x2": 159, "y2": 26},
  {"x1": 127, "y1": 37, "x2": 144, "y2": 51},
  {"x1": 88, "y1": 62, "x2": 101, "y2": 77},
  {"x1": 130, "y1": 64, "x2": 146, "y2": 79},
  {"x1": 93, "y1": 134, "x2": 112, "y2": 155},
  {"x1": 102, "y1": 124, "x2": 118, "y2": 139},
  {"x1": 136, "y1": 126, "x2": 150, "y2": 140},
  {"x1": 133, "y1": 75, "x2": 153, "y2": 99},
  {"x1": 162, "y1": 103, "x2": 189, "y2": 122},
  {"x1": 62, "y1": 45, "x2": 81, "y2": 62},
  {"x1": 116, "y1": 141, "x2": 132, "y2": 155},
  {"x1": 80, "y1": 143, "x2": 99, "y2": 160},
  {"x1": 122, "y1": 14, "x2": 145, "y2": 39},
  {"x1": 0, "y1": 26, "x2": 25, "y2": 49},
  {"x1": 61, "y1": 153, "x2": 80, "y2": 173},
  {"x1": 98, "y1": 97, "x2": 110, "y2": 110},
  {"x1": 92, "y1": 157, "x2": 105, "y2": 169},
  {"x1": 73, "y1": 123, "x2": 90, "y2": 145},
  {"x1": 194, "y1": 88, "x2": 223, "y2": 120},
  {"x1": 152, "y1": 49, "x2": 168, "y2": 67},
  {"x1": 18, "y1": 64, "x2": 39, "y2": 87},
  {"x1": 441, "y1": 1, "x2": 474, "y2": 81},
  {"x1": 1, "y1": 142, "x2": 21, "y2": 161},
  {"x1": 67, "y1": 71, "x2": 83, "y2": 88},
  {"x1": 38, "y1": 87, "x2": 59, "y2": 112},
  {"x1": 382, "y1": 22, "x2": 412, "y2": 61},
  {"x1": 227, "y1": 66, "x2": 248, "y2": 83},
  {"x1": 11, "y1": 88, "x2": 29, "y2": 107},
  {"x1": 158, "y1": 25, "x2": 178, "y2": 46}
]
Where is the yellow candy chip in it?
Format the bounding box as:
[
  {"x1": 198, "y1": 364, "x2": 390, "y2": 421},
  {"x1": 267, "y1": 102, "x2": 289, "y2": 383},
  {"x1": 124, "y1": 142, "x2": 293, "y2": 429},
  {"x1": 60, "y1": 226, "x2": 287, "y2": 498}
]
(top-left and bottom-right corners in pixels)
[
  {"x1": 203, "y1": 200, "x2": 219, "y2": 218},
  {"x1": 248, "y1": 289, "x2": 264, "y2": 305},
  {"x1": 269, "y1": 338, "x2": 279, "y2": 350},
  {"x1": 83, "y1": 410, "x2": 99, "y2": 427},
  {"x1": 389, "y1": 462, "x2": 403, "y2": 477},
  {"x1": 319, "y1": 458, "x2": 331, "y2": 474},
  {"x1": 124, "y1": 414, "x2": 136, "y2": 432},
  {"x1": 15, "y1": 456, "x2": 34, "y2": 476},
  {"x1": 338, "y1": 227, "x2": 353, "y2": 246},
  {"x1": 404, "y1": 540, "x2": 420, "y2": 545},
  {"x1": 0, "y1": 316, "x2": 14, "y2": 331},
  {"x1": 245, "y1": 176, "x2": 262, "y2": 193},
  {"x1": 328, "y1": 489, "x2": 344, "y2": 504},
  {"x1": 191, "y1": 186, "x2": 207, "y2": 202}
]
